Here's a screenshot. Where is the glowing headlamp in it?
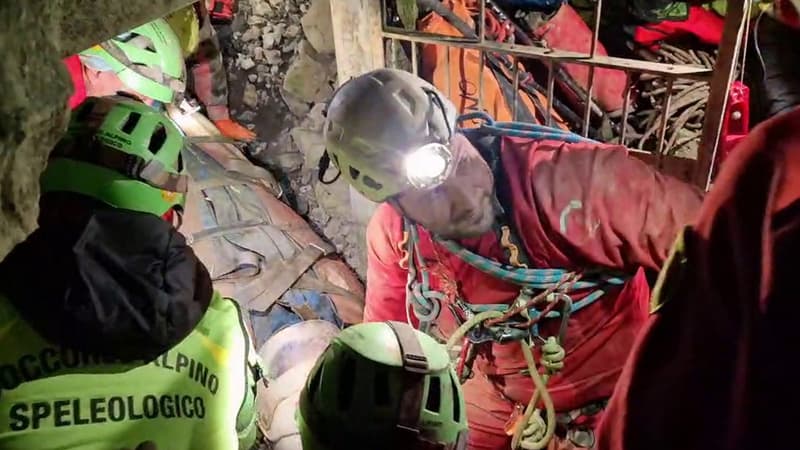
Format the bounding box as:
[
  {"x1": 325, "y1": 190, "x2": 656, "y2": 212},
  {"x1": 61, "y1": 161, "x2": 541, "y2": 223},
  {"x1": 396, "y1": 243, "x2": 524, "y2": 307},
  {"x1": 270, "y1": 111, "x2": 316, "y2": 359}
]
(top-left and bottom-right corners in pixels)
[{"x1": 404, "y1": 142, "x2": 453, "y2": 190}]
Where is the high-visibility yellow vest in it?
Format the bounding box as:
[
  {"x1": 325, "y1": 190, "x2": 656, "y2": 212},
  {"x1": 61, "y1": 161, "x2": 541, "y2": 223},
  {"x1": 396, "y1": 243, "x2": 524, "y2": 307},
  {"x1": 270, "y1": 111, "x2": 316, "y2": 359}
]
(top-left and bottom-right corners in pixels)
[{"x1": 0, "y1": 291, "x2": 260, "y2": 450}]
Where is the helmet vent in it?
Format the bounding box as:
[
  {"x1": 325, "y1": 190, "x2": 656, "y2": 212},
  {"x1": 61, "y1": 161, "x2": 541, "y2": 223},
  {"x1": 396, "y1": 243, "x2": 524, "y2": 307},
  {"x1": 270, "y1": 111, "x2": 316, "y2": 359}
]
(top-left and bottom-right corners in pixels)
[
  {"x1": 338, "y1": 356, "x2": 357, "y2": 411},
  {"x1": 450, "y1": 373, "x2": 461, "y2": 422},
  {"x1": 348, "y1": 166, "x2": 361, "y2": 181},
  {"x1": 116, "y1": 31, "x2": 136, "y2": 43},
  {"x1": 373, "y1": 368, "x2": 390, "y2": 406},
  {"x1": 148, "y1": 123, "x2": 168, "y2": 153},
  {"x1": 126, "y1": 32, "x2": 156, "y2": 53},
  {"x1": 121, "y1": 112, "x2": 141, "y2": 134},
  {"x1": 425, "y1": 376, "x2": 441, "y2": 413},
  {"x1": 362, "y1": 175, "x2": 383, "y2": 191}
]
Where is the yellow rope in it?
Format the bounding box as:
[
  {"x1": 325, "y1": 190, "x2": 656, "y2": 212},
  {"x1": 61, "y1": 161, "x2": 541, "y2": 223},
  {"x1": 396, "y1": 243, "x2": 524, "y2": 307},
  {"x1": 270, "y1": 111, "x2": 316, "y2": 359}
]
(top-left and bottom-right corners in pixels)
[
  {"x1": 512, "y1": 342, "x2": 557, "y2": 450},
  {"x1": 444, "y1": 311, "x2": 558, "y2": 450}
]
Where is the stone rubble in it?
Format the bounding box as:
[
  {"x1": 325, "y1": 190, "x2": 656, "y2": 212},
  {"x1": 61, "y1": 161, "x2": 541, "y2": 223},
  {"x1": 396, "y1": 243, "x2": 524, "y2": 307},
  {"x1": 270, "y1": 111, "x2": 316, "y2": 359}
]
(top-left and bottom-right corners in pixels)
[{"x1": 220, "y1": 0, "x2": 367, "y2": 277}]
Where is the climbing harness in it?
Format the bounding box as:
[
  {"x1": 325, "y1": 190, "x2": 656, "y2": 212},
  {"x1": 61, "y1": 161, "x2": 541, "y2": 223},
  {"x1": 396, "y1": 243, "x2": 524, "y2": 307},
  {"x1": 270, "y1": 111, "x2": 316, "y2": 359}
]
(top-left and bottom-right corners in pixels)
[{"x1": 402, "y1": 112, "x2": 625, "y2": 449}]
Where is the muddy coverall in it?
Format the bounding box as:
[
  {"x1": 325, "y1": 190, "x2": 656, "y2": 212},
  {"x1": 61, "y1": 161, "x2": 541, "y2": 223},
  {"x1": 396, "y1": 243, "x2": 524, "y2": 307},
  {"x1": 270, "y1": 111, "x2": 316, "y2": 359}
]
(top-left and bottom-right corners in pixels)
[{"x1": 364, "y1": 132, "x2": 702, "y2": 449}]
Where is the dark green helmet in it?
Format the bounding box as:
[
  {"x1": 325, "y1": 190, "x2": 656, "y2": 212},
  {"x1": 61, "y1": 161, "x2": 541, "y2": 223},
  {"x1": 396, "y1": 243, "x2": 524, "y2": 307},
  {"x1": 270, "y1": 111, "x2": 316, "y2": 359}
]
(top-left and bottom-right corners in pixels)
[
  {"x1": 297, "y1": 321, "x2": 468, "y2": 450},
  {"x1": 40, "y1": 96, "x2": 188, "y2": 217}
]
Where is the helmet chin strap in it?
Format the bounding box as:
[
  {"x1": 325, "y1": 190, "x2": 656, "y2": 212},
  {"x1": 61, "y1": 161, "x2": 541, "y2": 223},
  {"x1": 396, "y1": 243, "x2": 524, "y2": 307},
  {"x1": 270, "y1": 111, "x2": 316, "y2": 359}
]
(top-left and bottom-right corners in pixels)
[
  {"x1": 423, "y1": 88, "x2": 454, "y2": 143},
  {"x1": 317, "y1": 151, "x2": 341, "y2": 185}
]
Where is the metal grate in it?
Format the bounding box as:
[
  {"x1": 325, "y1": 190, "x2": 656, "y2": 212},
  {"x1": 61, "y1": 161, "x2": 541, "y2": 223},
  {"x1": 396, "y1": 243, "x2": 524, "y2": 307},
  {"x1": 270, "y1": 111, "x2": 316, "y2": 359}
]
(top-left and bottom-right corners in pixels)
[{"x1": 379, "y1": 0, "x2": 750, "y2": 189}]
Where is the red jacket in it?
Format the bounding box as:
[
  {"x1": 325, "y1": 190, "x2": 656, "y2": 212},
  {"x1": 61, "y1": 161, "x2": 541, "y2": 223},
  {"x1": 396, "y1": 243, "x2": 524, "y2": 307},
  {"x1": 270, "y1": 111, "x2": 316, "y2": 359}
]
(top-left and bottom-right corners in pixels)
[
  {"x1": 365, "y1": 136, "x2": 702, "y2": 411},
  {"x1": 596, "y1": 107, "x2": 800, "y2": 450}
]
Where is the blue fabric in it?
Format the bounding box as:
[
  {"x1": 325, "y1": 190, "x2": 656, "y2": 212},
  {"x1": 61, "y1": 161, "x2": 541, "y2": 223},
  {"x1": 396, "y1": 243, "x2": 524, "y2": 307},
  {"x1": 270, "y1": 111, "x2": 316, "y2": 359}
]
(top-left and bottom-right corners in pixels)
[{"x1": 248, "y1": 289, "x2": 343, "y2": 349}]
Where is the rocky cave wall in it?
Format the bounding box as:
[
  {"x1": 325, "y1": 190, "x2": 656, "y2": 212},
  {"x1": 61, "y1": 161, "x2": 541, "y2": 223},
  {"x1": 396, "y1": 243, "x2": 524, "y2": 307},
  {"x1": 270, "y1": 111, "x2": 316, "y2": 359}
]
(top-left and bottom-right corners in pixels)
[
  {"x1": 0, "y1": 0, "x2": 196, "y2": 260},
  {"x1": 221, "y1": 0, "x2": 369, "y2": 277}
]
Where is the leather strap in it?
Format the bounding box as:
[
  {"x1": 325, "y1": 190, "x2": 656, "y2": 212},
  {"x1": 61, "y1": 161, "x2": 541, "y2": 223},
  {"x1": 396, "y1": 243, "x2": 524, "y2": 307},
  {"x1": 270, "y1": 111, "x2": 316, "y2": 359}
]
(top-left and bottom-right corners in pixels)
[
  {"x1": 210, "y1": 156, "x2": 282, "y2": 197},
  {"x1": 247, "y1": 243, "x2": 334, "y2": 312},
  {"x1": 223, "y1": 158, "x2": 276, "y2": 184},
  {"x1": 188, "y1": 164, "x2": 281, "y2": 197},
  {"x1": 186, "y1": 135, "x2": 236, "y2": 145},
  {"x1": 185, "y1": 218, "x2": 271, "y2": 245},
  {"x1": 293, "y1": 276, "x2": 364, "y2": 305}
]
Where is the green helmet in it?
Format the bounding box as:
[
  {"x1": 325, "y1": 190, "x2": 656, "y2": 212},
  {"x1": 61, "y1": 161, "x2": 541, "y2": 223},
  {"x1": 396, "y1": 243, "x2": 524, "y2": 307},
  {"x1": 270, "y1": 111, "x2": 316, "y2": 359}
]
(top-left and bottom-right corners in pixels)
[
  {"x1": 40, "y1": 96, "x2": 188, "y2": 217},
  {"x1": 79, "y1": 18, "x2": 186, "y2": 103},
  {"x1": 323, "y1": 68, "x2": 458, "y2": 202},
  {"x1": 297, "y1": 321, "x2": 468, "y2": 450}
]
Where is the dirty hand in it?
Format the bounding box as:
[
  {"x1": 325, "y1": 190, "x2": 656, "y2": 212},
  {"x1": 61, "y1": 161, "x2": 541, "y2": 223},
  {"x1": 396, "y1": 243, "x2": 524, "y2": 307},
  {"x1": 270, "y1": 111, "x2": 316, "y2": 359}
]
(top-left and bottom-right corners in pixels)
[{"x1": 214, "y1": 119, "x2": 257, "y2": 142}]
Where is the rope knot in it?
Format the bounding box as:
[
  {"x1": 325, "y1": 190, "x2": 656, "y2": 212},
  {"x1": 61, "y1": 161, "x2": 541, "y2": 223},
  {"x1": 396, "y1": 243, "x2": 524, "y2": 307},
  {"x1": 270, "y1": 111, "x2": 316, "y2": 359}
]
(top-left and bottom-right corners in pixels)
[{"x1": 541, "y1": 336, "x2": 565, "y2": 373}]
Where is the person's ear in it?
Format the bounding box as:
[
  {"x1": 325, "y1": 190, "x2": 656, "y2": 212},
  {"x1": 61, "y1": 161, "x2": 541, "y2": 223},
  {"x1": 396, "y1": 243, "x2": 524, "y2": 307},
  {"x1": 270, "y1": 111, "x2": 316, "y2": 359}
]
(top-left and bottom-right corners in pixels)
[{"x1": 81, "y1": 64, "x2": 102, "y2": 86}]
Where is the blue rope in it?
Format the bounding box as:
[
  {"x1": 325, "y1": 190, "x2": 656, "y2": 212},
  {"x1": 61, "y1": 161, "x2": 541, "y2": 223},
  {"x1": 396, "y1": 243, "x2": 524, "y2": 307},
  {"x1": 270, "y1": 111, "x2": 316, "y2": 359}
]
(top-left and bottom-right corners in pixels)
[
  {"x1": 436, "y1": 239, "x2": 626, "y2": 289},
  {"x1": 457, "y1": 111, "x2": 597, "y2": 144}
]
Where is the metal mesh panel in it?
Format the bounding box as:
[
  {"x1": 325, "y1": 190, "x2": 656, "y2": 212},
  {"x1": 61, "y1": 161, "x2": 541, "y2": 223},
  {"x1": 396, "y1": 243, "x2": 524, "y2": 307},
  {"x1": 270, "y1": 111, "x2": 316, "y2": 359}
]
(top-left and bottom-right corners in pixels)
[{"x1": 379, "y1": 0, "x2": 750, "y2": 189}]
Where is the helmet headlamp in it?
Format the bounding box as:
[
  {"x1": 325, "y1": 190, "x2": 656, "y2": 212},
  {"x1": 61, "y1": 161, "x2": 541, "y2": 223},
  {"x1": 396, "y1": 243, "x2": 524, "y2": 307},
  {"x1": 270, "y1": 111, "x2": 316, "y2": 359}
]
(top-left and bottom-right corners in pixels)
[{"x1": 404, "y1": 142, "x2": 453, "y2": 190}]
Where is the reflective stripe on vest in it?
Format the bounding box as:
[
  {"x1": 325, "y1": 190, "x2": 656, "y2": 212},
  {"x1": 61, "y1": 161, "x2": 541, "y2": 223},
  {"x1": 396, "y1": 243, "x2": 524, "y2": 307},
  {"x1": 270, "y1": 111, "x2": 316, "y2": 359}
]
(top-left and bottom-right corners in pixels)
[{"x1": 0, "y1": 292, "x2": 258, "y2": 450}]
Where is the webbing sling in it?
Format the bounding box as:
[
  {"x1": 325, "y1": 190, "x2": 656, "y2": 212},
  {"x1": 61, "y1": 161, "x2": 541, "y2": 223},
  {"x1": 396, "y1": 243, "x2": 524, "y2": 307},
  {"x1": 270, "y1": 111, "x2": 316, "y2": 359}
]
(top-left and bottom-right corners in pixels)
[{"x1": 386, "y1": 321, "x2": 429, "y2": 435}]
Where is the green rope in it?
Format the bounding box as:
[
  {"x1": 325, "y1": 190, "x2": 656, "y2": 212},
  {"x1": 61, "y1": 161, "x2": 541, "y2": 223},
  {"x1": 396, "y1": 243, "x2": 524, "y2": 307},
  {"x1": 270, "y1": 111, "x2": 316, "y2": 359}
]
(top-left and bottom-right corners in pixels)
[
  {"x1": 444, "y1": 311, "x2": 558, "y2": 450},
  {"x1": 514, "y1": 342, "x2": 556, "y2": 450}
]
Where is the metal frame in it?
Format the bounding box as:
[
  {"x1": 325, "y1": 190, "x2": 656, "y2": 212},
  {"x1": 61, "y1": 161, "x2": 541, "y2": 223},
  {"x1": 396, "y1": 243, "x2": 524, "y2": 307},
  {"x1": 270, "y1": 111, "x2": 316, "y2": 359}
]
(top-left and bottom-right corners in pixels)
[{"x1": 379, "y1": 0, "x2": 749, "y2": 189}]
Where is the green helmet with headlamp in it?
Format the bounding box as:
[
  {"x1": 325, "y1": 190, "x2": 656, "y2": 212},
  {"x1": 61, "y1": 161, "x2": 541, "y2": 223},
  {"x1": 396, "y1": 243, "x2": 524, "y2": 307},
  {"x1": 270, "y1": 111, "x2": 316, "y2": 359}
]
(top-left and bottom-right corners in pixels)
[
  {"x1": 323, "y1": 68, "x2": 458, "y2": 203},
  {"x1": 79, "y1": 18, "x2": 186, "y2": 104},
  {"x1": 40, "y1": 96, "x2": 188, "y2": 218},
  {"x1": 297, "y1": 321, "x2": 468, "y2": 450}
]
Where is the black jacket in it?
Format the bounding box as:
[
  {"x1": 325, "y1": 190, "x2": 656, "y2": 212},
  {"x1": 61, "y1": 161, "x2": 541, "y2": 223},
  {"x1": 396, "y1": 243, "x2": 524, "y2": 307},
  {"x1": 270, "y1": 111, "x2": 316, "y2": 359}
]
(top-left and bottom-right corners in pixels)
[
  {"x1": 747, "y1": 14, "x2": 800, "y2": 124},
  {"x1": 0, "y1": 208, "x2": 213, "y2": 363}
]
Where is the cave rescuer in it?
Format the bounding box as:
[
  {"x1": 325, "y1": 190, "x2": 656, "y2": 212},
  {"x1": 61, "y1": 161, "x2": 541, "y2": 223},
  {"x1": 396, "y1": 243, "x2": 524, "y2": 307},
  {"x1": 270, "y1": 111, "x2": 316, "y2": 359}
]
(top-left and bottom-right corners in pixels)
[
  {"x1": 594, "y1": 101, "x2": 800, "y2": 450},
  {"x1": 164, "y1": 1, "x2": 257, "y2": 141},
  {"x1": 297, "y1": 320, "x2": 469, "y2": 450},
  {"x1": 0, "y1": 96, "x2": 260, "y2": 450},
  {"x1": 63, "y1": 14, "x2": 255, "y2": 141},
  {"x1": 320, "y1": 68, "x2": 703, "y2": 450}
]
